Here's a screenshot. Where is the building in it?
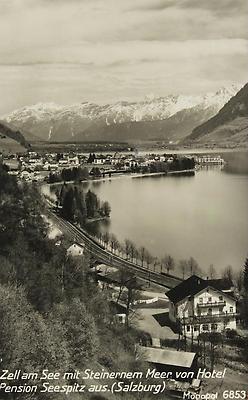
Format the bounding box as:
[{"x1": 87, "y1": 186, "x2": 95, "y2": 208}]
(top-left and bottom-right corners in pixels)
[
  {"x1": 93, "y1": 155, "x2": 106, "y2": 165},
  {"x1": 44, "y1": 162, "x2": 59, "y2": 171},
  {"x1": 20, "y1": 170, "x2": 32, "y2": 180},
  {"x1": 67, "y1": 155, "x2": 79, "y2": 166},
  {"x1": 58, "y1": 159, "x2": 69, "y2": 167},
  {"x1": 167, "y1": 275, "x2": 237, "y2": 338},
  {"x1": 66, "y1": 243, "x2": 85, "y2": 257},
  {"x1": 3, "y1": 158, "x2": 20, "y2": 171},
  {"x1": 137, "y1": 346, "x2": 197, "y2": 382},
  {"x1": 196, "y1": 155, "x2": 225, "y2": 164}
]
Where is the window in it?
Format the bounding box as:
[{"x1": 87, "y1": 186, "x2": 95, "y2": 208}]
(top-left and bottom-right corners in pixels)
[
  {"x1": 219, "y1": 296, "x2": 223, "y2": 301},
  {"x1": 194, "y1": 325, "x2": 199, "y2": 332},
  {"x1": 208, "y1": 308, "x2": 212, "y2": 315},
  {"x1": 208, "y1": 297, "x2": 212, "y2": 302},
  {"x1": 211, "y1": 323, "x2": 218, "y2": 331},
  {"x1": 230, "y1": 307, "x2": 233, "y2": 313},
  {"x1": 202, "y1": 324, "x2": 209, "y2": 331},
  {"x1": 186, "y1": 325, "x2": 191, "y2": 332},
  {"x1": 199, "y1": 298, "x2": 203, "y2": 304}
]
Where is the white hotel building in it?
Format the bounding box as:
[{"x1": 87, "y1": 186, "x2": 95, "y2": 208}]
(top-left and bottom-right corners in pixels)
[{"x1": 167, "y1": 275, "x2": 237, "y2": 338}]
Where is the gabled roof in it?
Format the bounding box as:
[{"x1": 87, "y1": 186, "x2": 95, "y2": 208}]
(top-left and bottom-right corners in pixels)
[
  {"x1": 166, "y1": 275, "x2": 205, "y2": 304},
  {"x1": 166, "y1": 275, "x2": 235, "y2": 304},
  {"x1": 138, "y1": 346, "x2": 196, "y2": 368},
  {"x1": 207, "y1": 278, "x2": 234, "y2": 291}
]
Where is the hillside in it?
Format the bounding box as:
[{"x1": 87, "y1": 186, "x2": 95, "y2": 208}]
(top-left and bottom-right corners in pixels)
[
  {"x1": 184, "y1": 83, "x2": 248, "y2": 146},
  {"x1": 76, "y1": 103, "x2": 218, "y2": 143},
  {"x1": 0, "y1": 165, "x2": 153, "y2": 400},
  {"x1": 0, "y1": 120, "x2": 31, "y2": 152},
  {"x1": 2, "y1": 85, "x2": 240, "y2": 142}
]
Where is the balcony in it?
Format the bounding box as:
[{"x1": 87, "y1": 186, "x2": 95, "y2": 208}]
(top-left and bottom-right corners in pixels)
[
  {"x1": 181, "y1": 312, "x2": 239, "y2": 324},
  {"x1": 197, "y1": 300, "x2": 226, "y2": 308}
]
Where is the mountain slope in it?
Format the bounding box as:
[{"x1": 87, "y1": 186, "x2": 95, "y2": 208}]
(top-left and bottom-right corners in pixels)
[
  {"x1": 75, "y1": 105, "x2": 218, "y2": 143},
  {"x1": 2, "y1": 85, "x2": 241, "y2": 142},
  {"x1": 184, "y1": 83, "x2": 248, "y2": 145},
  {"x1": 0, "y1": 121, "x2": 31, "y2": 152}
]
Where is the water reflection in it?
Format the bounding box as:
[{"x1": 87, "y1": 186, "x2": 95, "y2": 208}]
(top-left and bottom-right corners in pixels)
[{"x1": 41, "y1": 167, "x2": 248, "y2": 272}]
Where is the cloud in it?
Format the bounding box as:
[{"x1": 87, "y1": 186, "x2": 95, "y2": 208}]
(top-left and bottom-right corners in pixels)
[
  {"x1": 130, "y1": 0, "x2": 175, "y2": 11},
  {"x1": 0, "y1": 0, "x2": 247, "y2": 114},
  {"x1": 131, "y1": 0, "x2": 248, "y2": 16},
  {"x1": 179, "y1": 0, "x2": 248, "y2": 16}
]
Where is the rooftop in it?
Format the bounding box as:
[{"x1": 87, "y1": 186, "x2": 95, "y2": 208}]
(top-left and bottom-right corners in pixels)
[
  {"x1": 137, "y1": 346, "x2": 196, "y2": 368},
  {"x1": 166, "y1": 275, "x2": 234, "y2": 304}
]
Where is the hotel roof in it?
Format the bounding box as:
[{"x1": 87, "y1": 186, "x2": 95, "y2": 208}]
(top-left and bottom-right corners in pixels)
[{"x1": 166, "y1": 275, "x2": 234, "y2": 304}]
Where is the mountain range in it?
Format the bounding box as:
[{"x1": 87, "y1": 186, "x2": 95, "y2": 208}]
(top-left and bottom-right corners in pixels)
[
  {"x1": 183, "y1": 83, "x2": 248, "y2": 146},
  {"x1": 2, "y1": 84, "x2": 242, "y2": 144}
]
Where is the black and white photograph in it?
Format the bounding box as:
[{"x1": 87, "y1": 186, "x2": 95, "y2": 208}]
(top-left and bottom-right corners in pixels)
[{"x1": 0, "y1": 0, "x2": 248, "y2": 399}]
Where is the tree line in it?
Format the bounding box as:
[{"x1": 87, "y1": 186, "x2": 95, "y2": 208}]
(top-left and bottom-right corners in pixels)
[
  {"x1": 57, "y1": 184, "x2": 111, "y2": 226},
  {"x1": 168, "y1": 156, "x2": 195, "y2": 171},
  {"x1": 0, "y1": 164, "x2": 158, "y2": 400},
  {"x1": 129, "y1": 156, "x2": 195, "y2": 174},
  {"x1": 94, "y1": 232, "x2": 202, "y2": 278},
  {"x1": 47, "y1": 166, "x2": 89, "y2": 183}
]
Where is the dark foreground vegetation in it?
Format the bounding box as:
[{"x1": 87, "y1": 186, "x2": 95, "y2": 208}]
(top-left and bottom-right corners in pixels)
[
  {"x1": 0, "y1": 164, "x2": 162, "y2": 400},
  {"x1": 57, "y1": 183, "x2": 111, "y2": 225}
]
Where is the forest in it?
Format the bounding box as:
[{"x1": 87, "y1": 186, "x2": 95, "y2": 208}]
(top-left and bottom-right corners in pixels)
[
  {"x1": 57, "y1": 184, "x2": 111, "y2": 225},
  {"x1": 0, "y1": 164, "x2": 158, "y2": 400}
]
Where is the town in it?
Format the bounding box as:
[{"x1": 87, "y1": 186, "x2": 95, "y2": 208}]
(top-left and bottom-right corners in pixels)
[{"x1": 1, "y1": 149, "x2": 225, "y2": 182}]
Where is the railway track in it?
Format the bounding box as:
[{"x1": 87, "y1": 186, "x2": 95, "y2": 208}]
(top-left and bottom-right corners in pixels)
[{"x1": 47, "y1": 209, "x2": 182, "y2": 289}]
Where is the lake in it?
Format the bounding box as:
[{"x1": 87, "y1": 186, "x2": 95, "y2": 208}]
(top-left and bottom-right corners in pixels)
[
  {"x1": 85, "y1": 167, "x2": 248, "y2": 275},
  {"x1": 44, "y1": 165, "x2": 248, "y2": 275}
]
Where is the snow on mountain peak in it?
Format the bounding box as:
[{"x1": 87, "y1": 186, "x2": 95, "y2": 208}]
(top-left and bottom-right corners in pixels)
[{"x1": 2, "y1": 83, "x2": 243, "y2": 142}]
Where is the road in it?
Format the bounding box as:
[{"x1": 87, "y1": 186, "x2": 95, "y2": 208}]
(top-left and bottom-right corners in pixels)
[{"x1": 47, "y1": 210, "x2": 182, "y2": 290}]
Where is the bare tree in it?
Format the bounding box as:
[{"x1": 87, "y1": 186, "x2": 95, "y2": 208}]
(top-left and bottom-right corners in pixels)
[
  {"x1": 187, "y1": 257, "x2": 199, "y2": 276},
  {"x1": 118, "y1": 243, "x2": 125, "y2": 258},
  {"x1": 116, "y1": 268, "x2": 128, "y2": 303},
  {"x1": 96, "y1": 231, "x2": 103, "y2": 245},
  {"x1": 153, "y1": 257, "x2": 159, "y2": 272},
  {"x1": 102, "y1": 231, "x2": 110, "y2": 249},
  {"x1": 109, "y1": 233, "x2": 119, "y2": 254},
  {"x1": 162, "y1": 254, "x2": 175, "y2": 274},
  {"x1": 125, "y1": 274, "x2": 139, "y2": 329},
  {"x1": 178, "y1": 259, "x2": 188, "y2": 279},
  {"x1": 138, "y1": 246, "x2": 146, "y2": 267},
  {"x1": 115, "y1": 269, "x2": 140, "y2": 328},
  {"x1": 145, "y1": 251, "x2": 153, "y2": 270},
  {"x1": 208, "y1": 264, "x2": 216, "y2": 279},
  {"x1": 133, "y1": 248, "x2": 139, "y2": 265},
  {"x1": 124, "y1": 239, "x2": 132, "y2": 260},
  {"x1": 222, "y1": 265, "x2": 234, "y2": 282},
  {"x1": 129, "y1": 240, "x2": 137, "y2": 263}
]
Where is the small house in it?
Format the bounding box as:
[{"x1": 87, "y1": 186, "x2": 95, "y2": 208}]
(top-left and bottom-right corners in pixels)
[{"x1": 67, "y1": 243, "x2": 85, "y2": 257}]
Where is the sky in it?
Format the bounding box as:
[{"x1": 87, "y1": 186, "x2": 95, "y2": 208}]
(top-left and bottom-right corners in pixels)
[{"x1": 0, "y1": 0, "x2": 247, "y2": 115}]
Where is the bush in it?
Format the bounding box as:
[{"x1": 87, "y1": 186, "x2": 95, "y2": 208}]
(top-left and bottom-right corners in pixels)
[{"x1": 226, "y1": 329, "x2": 238, "y2": 339}]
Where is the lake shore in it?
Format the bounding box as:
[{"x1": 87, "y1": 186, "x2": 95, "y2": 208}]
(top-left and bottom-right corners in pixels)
[{"x1": 43, "y1": 169, "x2": 196, "y2": 187}]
